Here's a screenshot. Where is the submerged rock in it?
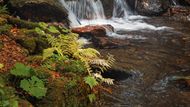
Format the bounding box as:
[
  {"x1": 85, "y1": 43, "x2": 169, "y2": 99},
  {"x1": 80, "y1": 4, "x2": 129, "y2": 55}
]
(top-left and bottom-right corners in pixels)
[{"x1": 8, "y1": 0, "x2": 69, "y2": 25}]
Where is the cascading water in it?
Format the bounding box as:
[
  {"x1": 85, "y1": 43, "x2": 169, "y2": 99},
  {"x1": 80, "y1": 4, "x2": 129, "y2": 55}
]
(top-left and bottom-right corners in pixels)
[
  {"x1": 60, "y1": 0, "x2": 171, "y2": 38},
  {"x1": 65, "y1": 0, "x2": 105, "y2": 19},
  {"x1": 59, "y1": 0, "x2": 80, "y2": 27},
  {"x1": 113, "y1": 0, "x2": 132, "y2": 18}
]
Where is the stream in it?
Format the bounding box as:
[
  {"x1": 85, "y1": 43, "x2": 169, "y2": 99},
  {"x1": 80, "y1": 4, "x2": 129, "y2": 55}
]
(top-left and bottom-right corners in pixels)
[
  {"x1": 60, "y1": 0, "x2": 190, "y2": 106},
  {"x1": 99, "y1": 17, "x2": 190, "y2": 107}
]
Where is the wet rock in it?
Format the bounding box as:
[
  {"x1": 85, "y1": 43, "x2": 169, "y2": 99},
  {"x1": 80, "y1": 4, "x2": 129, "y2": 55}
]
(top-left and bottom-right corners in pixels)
[
  {"x1": 164, "y1": 6, "x2": 190, "y2": 21},
  {"x1": 93, "y1": 36, "x2": 130, "y2": 48},
  {"x1": 136, "y1": 0, "x2": 170, "y2": 16},
  {"x1": 72, "y1": 25, "x2": 129, "y2": 48},
  {"x1": 72, "y1": 25, "x2": 113, "y2": 38},
  {"x1": 8, "y1": 0, "x2": 69, "y2": 25}
]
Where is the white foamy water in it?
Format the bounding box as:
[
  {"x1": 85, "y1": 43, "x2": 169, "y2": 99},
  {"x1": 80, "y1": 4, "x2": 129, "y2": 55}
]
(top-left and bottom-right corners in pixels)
[
  {"x1": 60, "y1": 0, "x2": 172, "y2": 39},
  {"x1": 74, "y1": 18, "x2": 171, "y2": 31}
]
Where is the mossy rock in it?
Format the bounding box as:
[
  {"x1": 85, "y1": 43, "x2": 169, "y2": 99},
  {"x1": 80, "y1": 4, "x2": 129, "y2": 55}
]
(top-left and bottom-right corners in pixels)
[
  {"x1": 7, "y1": 16, "x2": 39, "y2": 29},
  {"x1": 34, "y1": 36, "x2": 49, "y2": 54},
  {"x1": 8, "y1": 0, "x2": 69, "y2": 26},
  {"x1": 16, "y1": 37, "x2": 36, "y2": 54}
]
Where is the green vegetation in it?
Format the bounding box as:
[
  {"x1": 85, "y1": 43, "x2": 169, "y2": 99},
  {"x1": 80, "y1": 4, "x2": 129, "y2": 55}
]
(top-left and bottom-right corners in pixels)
[
  {"x1": 0, "y1": 5, "x2": 8, "y2": 14},
  {"x1": 35, "y1": 22, "x2": 115, "y2": 104},
  {"x1": 0, "y1": 11, "x2": 115, "y2": 105},
  {"x1": 10, "y1": 63, "x2": 34, "y2": 77},
  {"x1": 20, "y1": 76, "x2": 47, "y2": 99},
  {"x1": 0, "y1": 76, "x2": 18, "y2": 107},
  {"x1": 10, "y1": 63, "x2": 47, "y2": 99}
]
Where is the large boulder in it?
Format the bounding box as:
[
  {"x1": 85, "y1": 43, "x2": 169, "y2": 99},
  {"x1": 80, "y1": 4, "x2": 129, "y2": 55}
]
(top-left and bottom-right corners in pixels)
[
  {"x1": 8, "y1": 0, "x2": 69, "y2": 25},
  {"x1": 136, "y1": 0, "x2": 170, "y2": 16}
]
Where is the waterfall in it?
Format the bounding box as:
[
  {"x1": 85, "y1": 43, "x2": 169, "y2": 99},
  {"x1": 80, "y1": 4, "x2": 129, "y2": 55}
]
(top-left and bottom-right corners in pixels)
[
  {"x1": 65, "y1": 0, "x2": 105, "y2": 19},
  {"x1": 59, "y1": 0, "x2": 170, "y2": 33},
  {"x1": 59, "y1": 0, "x2": 80, "y2": 27},
  {"x1": 113, "y1": 0, "x2": 132, "y2": 18}
]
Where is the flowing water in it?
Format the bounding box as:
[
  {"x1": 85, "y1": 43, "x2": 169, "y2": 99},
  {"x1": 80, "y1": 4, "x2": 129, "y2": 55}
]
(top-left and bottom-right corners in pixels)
[
  {"x1": 60, "y1": 0, "x2": 190, "y2": 106},
  {"x1": 98, "y1": 18, "x2": 190, "y2": 107}
]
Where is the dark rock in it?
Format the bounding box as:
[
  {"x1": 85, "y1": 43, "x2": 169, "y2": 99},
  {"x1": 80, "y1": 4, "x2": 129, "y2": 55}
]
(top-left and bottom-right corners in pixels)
[
  {"x1": 136, "y1": 0, "x2": 170, "y2": 16},
  {"x1": 8, "y1": 0, "x2": 69, "y2": 25},
  {"x1": 101, "y1": 0, "x2": 114, "y2": 18},
  {"x1": 102, "y1": 66, "x2": 132, "y2": 81}
]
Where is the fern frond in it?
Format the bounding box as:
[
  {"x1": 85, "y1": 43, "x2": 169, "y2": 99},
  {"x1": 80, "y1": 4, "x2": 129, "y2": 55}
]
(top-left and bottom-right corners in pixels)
[
  {"x1": 73, "y1": 48, "x2": 100, "y2": 60},
  {"x1": 93, "y1": 73, "x2": 114, "y2": 85}
]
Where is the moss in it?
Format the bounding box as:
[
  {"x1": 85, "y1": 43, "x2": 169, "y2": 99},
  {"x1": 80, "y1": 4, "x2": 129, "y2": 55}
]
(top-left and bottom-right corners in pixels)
[
  {"x1": 7, "y1": 16, "x2": 39, "y2": 29},
  {"x1": 0, "y1": 24, "x2": 12, "y2": 34},
  {"x1": 34, "y1": 36, "x2": 49, "y2": 54},
  {"x1": 16, "y1": 37, "x2": 36, "y2": 54}
]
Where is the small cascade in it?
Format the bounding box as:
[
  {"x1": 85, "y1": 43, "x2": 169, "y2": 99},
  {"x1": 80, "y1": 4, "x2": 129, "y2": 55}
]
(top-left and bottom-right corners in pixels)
[
  {"x1": 65, "y1": 0, "x2": 105, "y2": 19},
  {"x1": 59, "y1": 0, "x2": 80, "y2": 27},
  {"x1": 60, "y1": 0, "x2": 171, "y2": 35},
  {"x1": 113, "y1": 0, "x2": 132, "y2": 18}
]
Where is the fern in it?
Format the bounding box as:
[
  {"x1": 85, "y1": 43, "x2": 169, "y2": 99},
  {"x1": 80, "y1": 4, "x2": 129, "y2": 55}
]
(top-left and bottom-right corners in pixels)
[
  {"x1": 35, "y1": 22, "x2": 115, "y2": 91},
  {"x1": 88, "y1": 94, "x2": 96, "y2": 103},
  {"x1": 84, "y1": 76, "x2": 98, "y2": 89},
  {"x1": 94, "y1": 73, "x2": 114, "y2": 85}
]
